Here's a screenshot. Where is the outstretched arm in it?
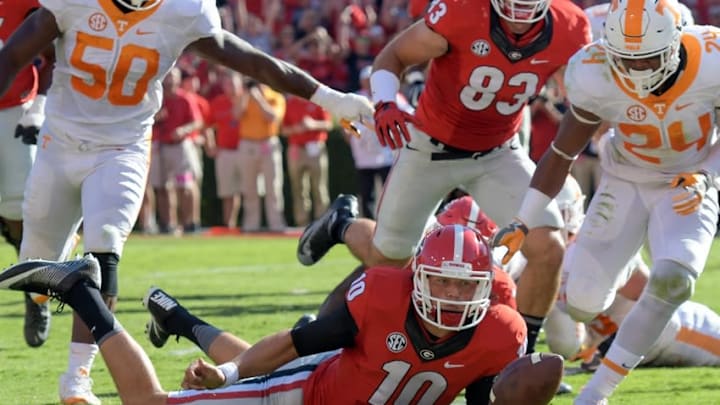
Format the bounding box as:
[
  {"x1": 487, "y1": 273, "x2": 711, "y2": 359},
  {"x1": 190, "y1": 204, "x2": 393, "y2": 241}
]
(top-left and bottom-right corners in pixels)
[
  {"x1": 0, "y1": 8, "x2": 60, "y2": 98},
  {"x1": 187, "y1": 30, "x2": 372, "y2": 122},
  {"x1": 187, "y1": 31, "x2": 318, "y2": 98}
]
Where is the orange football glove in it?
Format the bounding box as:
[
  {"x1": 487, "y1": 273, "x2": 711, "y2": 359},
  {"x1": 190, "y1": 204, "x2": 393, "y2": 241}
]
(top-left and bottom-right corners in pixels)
[
  {"x1": 670, "y1": 171, "x2": 712, "y2": 216},
  {"x1": 491, "y1": 219, "x2": 529, "y2": 265}
]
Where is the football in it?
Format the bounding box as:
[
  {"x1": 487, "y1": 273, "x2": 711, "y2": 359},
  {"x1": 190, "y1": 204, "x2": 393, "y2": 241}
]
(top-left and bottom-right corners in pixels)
[{"x1": 490, "y1": 352, "x2": 564, "y2": 405}]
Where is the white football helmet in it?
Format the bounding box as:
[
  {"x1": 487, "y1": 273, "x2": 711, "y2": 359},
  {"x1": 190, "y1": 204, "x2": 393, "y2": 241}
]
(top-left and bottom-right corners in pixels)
[
  {"x1": 491, "y1": 0, "x2": 551, "y2": 23},
  {"x1": 116, "y1": 0, "x2": 162, "y2": 11},
  {"x1": 603, "y1": 0, "x2": 683, "y2": 98},
  {"x1": 556, "y1": 175, "x2": 585, "y2": 241},
  {"x1": 412, "y1": 224, "x2": 494, "y2": 331}
]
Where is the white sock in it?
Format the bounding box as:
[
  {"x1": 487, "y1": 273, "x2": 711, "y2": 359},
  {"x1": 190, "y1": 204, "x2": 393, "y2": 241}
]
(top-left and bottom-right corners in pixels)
[
  {"x1": 580, "y1": 344, "x2": 642, "y2": 400},
  {"x1": 67, "y1": 342, "x2": 99, "y2": 376}
]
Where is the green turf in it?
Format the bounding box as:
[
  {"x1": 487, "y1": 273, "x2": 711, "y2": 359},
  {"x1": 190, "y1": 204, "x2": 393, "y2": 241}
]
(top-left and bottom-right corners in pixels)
[{"x1": 0, "y1": 235, "x2": 718, "y2": 404}]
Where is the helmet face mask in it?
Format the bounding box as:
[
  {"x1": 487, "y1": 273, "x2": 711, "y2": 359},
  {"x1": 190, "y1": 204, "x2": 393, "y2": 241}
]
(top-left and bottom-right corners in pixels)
[
  {"x1": 412, "y1": 225, "x2": 494, "y2": 331},
  {"x1": 115, "y1": 0, "x2": 162, "y2": 12},
  {"x1": 602, "y1": 0, "x2": 683, "y2": 98},
  {"x1": 491, "y1": 0, "x2": 551, "y2": 24}
]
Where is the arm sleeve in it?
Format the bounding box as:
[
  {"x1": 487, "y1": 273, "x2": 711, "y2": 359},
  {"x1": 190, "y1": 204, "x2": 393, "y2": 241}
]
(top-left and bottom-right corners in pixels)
[
  {"x1": 464, "y1": 375, "x2": 496, "y2": 405},
  {"x1": 290, "y1": 301, "x2": 359, "y2": 357}
]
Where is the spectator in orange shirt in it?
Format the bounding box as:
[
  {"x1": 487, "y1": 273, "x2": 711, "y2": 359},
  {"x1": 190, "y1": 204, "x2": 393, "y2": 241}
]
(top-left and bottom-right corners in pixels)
[
  {"x1": 282, "y1": 95, "x2": 332, "y2": 227},
  {"x1": 150, "y1": 67, "x2": 203, "y2": 235},
  {"x1": 238, "y1": 80, "x2": 286, "y2": 232},
  {"x1": 207, "y1": 69, "x2": 245, "y2": 228}
]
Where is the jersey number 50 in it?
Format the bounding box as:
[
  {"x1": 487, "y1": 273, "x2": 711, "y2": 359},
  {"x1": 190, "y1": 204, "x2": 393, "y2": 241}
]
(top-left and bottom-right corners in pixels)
[{"x1": 70, "y1": 31, "x2": 159, "y2": 106}]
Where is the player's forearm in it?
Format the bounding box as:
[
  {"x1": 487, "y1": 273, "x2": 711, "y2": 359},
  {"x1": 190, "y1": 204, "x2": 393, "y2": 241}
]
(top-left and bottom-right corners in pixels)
[
  {"x1": 194, "y1": 32, "x2": 319, "y2": 100},
  {"x1": 234, "y1": 330, "x2": 299, "y2": 378}
]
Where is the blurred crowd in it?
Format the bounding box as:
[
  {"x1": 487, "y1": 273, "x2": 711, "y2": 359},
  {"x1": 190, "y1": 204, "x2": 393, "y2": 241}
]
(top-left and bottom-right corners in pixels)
[{"x1": 140, "y1": 0, "x2": 720, "y2": 235}]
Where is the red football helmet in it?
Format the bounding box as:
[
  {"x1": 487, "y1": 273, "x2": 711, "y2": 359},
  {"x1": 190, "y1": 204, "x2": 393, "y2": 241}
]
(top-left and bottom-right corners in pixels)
[
  {"x1": 491, "y1": 0, "x2": 551, "y2": 23},
  {"x1": 436, "y1": 196, "x2": 498, "y2": 239},
  {"x1": 412, "y1": 224, "x2": 494, "y2": 331}
]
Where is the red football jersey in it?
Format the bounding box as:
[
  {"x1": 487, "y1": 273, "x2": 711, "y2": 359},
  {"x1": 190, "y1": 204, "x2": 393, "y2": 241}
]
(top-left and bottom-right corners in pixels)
[
  {"x1": 303, "y1": 267, "x2": 526, "y2": 404},
  {"x1": 0, "y1": 0, "x2": 40, "y2": 109},
  {"x1": 492, "y1": 266, "x2": 517, "y2": 310},
  {"x1": 416, "y1": 0, "x2": 590, "y2": 151}
]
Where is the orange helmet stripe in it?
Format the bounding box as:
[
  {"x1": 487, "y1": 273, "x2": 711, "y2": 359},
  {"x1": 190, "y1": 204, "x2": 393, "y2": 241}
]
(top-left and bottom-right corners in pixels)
[{"x1": 623, "y1": 0, "x2": 645, "y2": 45}]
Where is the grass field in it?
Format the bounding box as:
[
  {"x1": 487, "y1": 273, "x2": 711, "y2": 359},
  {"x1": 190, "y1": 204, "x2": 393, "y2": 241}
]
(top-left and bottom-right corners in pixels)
[{"x1": 0, "y1": 234, "x2": 719, "y2": 404}]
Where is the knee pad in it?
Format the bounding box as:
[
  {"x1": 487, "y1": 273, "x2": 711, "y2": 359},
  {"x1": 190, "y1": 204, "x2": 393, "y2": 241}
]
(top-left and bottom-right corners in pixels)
[
  {"x1": 647, "y1": 259, "x2": 696, "y2": 305},
  {"x1": 89, "y1": 252, "x2": 119, "y2": 296}
]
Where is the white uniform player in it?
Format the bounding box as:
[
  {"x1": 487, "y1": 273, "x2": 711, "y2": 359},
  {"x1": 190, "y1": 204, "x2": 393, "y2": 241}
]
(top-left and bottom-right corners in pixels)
[
  {"x1": 493, "y1": 0, "x2": 720, "y2": 402},
  {"x1": 0, "y1": 0, "x2": 373, "y2": 403}
]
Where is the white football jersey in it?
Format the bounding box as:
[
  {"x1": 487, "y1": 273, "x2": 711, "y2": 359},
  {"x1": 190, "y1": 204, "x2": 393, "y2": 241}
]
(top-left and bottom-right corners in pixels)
[
  {"x1": 40, "y1": 0, "x2": 222, "y2": 144},
  {"x1": 565, "y1": 26, "x2": 720, "y2": 183}
]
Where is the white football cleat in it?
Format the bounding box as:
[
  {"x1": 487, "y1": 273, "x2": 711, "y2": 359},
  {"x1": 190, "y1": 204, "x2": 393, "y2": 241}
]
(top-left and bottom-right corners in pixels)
[{"x1": 59, "y1": 367, "x2": 101, "y2": 405}]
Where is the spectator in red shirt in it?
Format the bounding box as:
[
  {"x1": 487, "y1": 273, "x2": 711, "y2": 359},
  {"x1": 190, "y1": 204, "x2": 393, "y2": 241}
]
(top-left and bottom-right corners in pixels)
[
  {"x1": 150, "y1": 67, "x2": 203, "y2": 235},
  {"x1": 207, "y1": 69, "x2": 246, "y2": 228},
  {"x1": 282, "y1": 94, "x2": 333, "y2": 226}
]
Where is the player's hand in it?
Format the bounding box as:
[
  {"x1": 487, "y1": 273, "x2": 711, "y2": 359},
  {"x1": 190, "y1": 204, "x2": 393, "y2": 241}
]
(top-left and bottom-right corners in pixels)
[
  {"x1": 373, "y1": 101, "x2": 416, "y2": 149},
  {"x1": 310, "y1": 85, "x2": 373, "y2": 122},
  {"x1": 670, "y1": 171, "x2": 713, "y2": 215},
  {"x1": 491, "y1": 219, "x2": 529, "y2": 265},
  {"x1": 14, "y1": 95, "x2": 46, "y2": 145},
  {"x1": 181, "y1": 358, "x2": 225, "y2": 390}
]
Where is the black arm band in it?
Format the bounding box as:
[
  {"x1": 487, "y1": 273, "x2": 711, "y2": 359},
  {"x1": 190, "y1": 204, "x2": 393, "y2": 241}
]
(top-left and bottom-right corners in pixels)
[
  {"x1": 465, "y1": 375, "x2": 496, "y2": 405},
  {"x1": 290, "y1": 301, "x2": 358, "y2": 357}
]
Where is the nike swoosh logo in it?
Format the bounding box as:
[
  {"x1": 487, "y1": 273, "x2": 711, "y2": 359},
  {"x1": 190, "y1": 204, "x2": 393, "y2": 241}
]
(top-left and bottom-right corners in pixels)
[
  {"x1": 675, "y1": 102, "x2": 692, "y2": 111},
  {"x1": 621, "y1": 362, "x2": 634, "y2": 369},
  {"x1": 444, "y1": 361, "x2": 464, "y2": 368},
  {"x1": 136, "y1": 29, "x2": 154, "y2": 35},
  {"x1": 530, "y1": 59, "x2": 549, "y2": 65}
]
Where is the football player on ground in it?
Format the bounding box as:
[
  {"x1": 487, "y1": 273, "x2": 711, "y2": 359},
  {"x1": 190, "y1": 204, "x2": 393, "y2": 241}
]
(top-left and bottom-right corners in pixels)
[
  {"x1": 493, "y1": 0, "x2": 720, "y2": 402},
  {"x1": 0, "y1": 225, "x2": 526, "y2": 404},
  {"x1": 297, "y1": 0, "x2": 591, "y2": 359},
  {"x1": 0, "y1": 0, "x2": 55, "y2": 349},
  {"x1": 0, "y1": 0, "x2": 372, "y2": 402}
]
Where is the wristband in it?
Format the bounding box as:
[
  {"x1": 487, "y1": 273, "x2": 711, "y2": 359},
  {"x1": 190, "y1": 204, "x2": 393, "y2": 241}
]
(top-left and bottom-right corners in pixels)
[
  {"x1": 369, "y1": 69, "x2": 400, "y2": 104},
  {"x1": 218, "y1": 362, "x2": 239, "y2": 388},
  {"x1": 516, "y1": 188, "x2": 552, "y2": 229}
]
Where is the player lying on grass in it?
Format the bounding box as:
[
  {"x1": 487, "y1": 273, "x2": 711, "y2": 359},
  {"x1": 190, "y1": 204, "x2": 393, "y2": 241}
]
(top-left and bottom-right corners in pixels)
[{"x1": 0, "y1": 225, "x2": 540, "y2": 404}]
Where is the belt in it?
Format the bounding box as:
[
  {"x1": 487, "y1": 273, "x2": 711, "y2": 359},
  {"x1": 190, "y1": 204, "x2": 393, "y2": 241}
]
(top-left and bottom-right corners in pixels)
[{"x1": 427, "y1": 137, "x2": 501, "y2": 161}]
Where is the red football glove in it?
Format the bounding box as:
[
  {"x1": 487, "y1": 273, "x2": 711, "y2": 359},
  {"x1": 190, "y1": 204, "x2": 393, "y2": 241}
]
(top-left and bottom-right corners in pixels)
[{"x1": 374, "y1": 101, "x2": 416, "y2": 149}]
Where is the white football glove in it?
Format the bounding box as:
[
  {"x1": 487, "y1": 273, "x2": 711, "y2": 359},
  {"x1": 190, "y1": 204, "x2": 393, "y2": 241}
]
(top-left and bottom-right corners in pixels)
[
  {"x1": 15, "y1": 95, "x2": 46, "y2": 145},
  {"x1": 310, "y1": 85, "x2": 373, "y2": 123}
]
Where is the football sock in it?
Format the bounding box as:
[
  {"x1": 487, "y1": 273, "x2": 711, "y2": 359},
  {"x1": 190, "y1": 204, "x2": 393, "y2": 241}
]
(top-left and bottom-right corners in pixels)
[
  {"x1": 522, "y1": 313, "x2": 544, "y2": 354},
  {"x1": 613, "y1": 292, "x2": 677, "y2": 354},
  {"x1": 580, "y1": 345, "x2": 641, "y2": 400},
  {"x1": 64, "y1": 281, "x2": 123, "y2": 345},
  {"x1": 66, "y1": 342, "x2": 98, "y2": 376},
  {"x1": 164, "y1": 308, "x2": 222, "y2": 352}
]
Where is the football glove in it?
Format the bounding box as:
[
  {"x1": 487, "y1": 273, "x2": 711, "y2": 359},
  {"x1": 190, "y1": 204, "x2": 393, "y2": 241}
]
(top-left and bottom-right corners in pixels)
[
  {"x1": 14, "y1": 95, "x2": 46, "y2": 145},
  {"x1": 310, "y1": 85, "x2": 373, "y2": 122},
  {"x1": 374, "y1": 101, "x2": 416, "y2": 149},
  {"x1": 491, "y1": 219, "x2": 529, "y2": 265},
  {"x1": 670, "y1": 171, "x2": 712, "y2": 216}
]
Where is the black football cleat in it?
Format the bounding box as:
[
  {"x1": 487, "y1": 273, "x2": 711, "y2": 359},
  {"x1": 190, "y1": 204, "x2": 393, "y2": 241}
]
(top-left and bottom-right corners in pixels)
[
  {"x1": 297, "y1": 194, "x2": 358, "y2": 266},
  {"x1": 143, "y1": 287, "x2": 183, "y2": 348},
  {"x1": 0, "y1": 256, "x2": 101, "y2": 298}
]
